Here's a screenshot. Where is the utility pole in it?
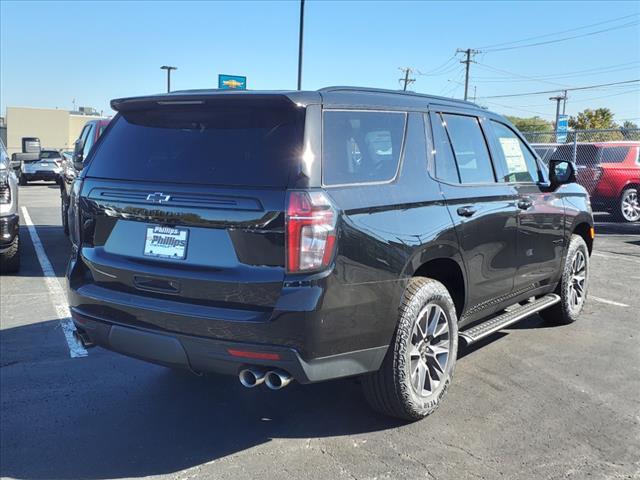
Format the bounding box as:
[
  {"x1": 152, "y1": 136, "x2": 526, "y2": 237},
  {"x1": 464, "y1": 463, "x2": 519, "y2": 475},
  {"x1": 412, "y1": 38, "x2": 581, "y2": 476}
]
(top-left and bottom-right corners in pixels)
[
  {"x1": 160, "y1": 65, "x2": 177, "y2": 93},
  {"x1": 561, "y1": 89, "x2": 568, "y2": 115},
  {"x1": 297, "y1": 0, "x2": 305, "y2": 90},
  {"x1": 456, "y1": 48, "x2": 481, "y2": 101},
  {"x1": 550, "y1": 91, "x2": 568, "y2": 132},
  {"x1": 398, "y1": 67, "x2": 416, "y2": 91}
]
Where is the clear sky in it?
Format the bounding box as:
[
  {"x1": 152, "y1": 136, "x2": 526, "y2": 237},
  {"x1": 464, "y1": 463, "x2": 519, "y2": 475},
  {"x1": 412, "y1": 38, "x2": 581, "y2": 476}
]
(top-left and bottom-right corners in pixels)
[{"x1": 1, "y1": 0, "x2": 639, "y2": 123}]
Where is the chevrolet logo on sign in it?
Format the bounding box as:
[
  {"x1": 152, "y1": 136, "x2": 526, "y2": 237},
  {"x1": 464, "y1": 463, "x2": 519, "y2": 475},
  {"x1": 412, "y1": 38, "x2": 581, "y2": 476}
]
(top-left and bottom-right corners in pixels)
[
  {"x1": 218, "y1": 74, "x2": 247, "y2": 90},
  {"x1": 222, "y1": 79, "x2": 244, "y2": 89}
]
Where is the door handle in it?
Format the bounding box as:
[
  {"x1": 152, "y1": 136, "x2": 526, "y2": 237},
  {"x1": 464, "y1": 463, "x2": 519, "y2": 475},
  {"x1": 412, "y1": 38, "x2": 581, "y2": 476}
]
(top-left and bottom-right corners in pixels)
[
  {"x1": 517, "y1": 198, "x2": 533, "y2": 210},
  {"x1": 457, "y1": 206, "x2": 477, "y2": 217}
]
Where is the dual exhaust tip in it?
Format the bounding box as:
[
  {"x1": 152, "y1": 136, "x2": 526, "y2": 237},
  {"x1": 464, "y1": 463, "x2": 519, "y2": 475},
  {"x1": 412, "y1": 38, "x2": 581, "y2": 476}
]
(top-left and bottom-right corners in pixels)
[{"x1": 238, "y1": 367, "x2": 292, "y2": 390}]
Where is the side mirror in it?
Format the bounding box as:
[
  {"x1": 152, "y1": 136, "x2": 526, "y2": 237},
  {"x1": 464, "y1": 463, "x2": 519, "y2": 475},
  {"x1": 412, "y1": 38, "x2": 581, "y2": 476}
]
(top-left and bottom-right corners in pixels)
[
  {"x1": 548, "y1": 159, "x2": 576, "y2": 189},
  {"x1": 73, "y1": 141, "x2": 84, "y2": 170}
]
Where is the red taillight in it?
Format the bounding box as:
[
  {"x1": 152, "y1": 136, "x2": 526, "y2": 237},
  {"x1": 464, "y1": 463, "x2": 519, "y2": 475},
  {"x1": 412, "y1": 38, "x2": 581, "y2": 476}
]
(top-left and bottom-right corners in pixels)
[
  {"x1": 286, "y1": 190, "x2": 337, "y2": 273},
  {"x1": 227, "y1": 349, "x2": 281, "y2": 361}
]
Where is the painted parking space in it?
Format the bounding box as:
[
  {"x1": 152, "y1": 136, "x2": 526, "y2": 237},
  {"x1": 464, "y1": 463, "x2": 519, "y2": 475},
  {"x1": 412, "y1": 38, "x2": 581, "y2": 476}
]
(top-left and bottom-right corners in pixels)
[{"x1": 1, "y1": 184, "x2": 639, "y2": 480}]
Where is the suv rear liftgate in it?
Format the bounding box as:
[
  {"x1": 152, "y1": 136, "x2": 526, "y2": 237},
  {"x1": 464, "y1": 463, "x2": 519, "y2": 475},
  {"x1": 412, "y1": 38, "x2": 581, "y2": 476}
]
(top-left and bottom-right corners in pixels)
[{"x1": 67, "y1": 93, "x2": 365, "y2": 380}]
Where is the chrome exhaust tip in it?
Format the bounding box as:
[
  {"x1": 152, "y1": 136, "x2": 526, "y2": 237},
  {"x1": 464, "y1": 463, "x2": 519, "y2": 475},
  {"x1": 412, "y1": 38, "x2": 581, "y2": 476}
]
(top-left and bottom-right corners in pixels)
[
  {"x1": 265, "y1": 370, "x2": 292, "y2": 390},
  {"x1": 73, "y1": 329, "x2": 95, "y2": 348},
  {"x1": 238, "y1": 367, "x2": 266, "y2": 388}
]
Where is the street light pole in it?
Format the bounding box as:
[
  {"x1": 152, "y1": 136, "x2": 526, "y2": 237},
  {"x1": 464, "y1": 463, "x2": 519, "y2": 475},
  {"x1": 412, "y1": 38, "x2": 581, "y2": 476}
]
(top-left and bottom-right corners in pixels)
[
  {"x1": 297, "y1": 0, "x2": 305, "y2": 90},
  {"x1": 160, "y1": 65, "x2": 177, "y2": 93}
]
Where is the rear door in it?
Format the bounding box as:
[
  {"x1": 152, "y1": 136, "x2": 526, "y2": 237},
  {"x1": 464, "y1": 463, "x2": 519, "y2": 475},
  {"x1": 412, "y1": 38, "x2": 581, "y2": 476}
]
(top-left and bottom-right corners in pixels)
[
  {"x1": 486, "y1": 119, "x2": 565, "y2": 289},
  {"x1": 77, "y1": 98, "x2": 306, "y2": 324},
  {"x1": 428, "y1": 109, "x2": 518, "y2": 318}
]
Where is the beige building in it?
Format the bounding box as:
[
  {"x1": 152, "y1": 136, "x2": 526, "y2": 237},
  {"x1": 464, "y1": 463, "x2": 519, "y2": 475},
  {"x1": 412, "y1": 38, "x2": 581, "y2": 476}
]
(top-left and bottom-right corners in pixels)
[{"x1": 5, "y1": 106, "x2": 108, "y2": 155}]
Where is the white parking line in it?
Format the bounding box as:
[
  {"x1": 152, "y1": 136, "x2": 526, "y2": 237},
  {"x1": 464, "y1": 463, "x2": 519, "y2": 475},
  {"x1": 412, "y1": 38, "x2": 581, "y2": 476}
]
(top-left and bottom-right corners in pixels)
[
  {"x1": 592, "y1": 251, "x2": 640, "y2": 265},
  {"x1": 21, "y1": 206, "x2": 88, "y2": 358},
  {"x1": 590, "y1": 296, "x2": 629, "y2": 308}
]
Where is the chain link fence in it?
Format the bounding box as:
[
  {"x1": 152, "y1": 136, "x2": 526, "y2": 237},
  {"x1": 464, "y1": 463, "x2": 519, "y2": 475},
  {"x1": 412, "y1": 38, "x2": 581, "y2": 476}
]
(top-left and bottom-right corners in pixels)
[{"x1": 523, "y1": 129, "x2": 640, "y2": 223}]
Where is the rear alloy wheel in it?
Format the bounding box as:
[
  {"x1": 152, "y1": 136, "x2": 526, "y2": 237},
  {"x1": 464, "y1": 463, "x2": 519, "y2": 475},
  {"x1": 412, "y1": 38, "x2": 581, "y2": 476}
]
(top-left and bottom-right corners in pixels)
[
  {"x1": 541, "y1": 234, "x2": 589, "y2": 325},
  {"x1": 618, "y1": 187, "x2": 640, "y2": 223},
  {"x1": 362, "y1": 277, "x2": 458, "y2": 421}
]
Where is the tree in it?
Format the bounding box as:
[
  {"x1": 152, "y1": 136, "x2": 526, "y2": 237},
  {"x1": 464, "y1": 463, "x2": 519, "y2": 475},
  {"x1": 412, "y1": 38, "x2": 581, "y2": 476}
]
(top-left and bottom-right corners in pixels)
[
  {"x1": 622, "y1": 120, "x2": 638, "y2": 129},
  {"x1": 505, "y1": 116, "x2": 553, "y2": 132},
  {"x1": 569, "y1": 108, "x2": 618, "y2": 130}
]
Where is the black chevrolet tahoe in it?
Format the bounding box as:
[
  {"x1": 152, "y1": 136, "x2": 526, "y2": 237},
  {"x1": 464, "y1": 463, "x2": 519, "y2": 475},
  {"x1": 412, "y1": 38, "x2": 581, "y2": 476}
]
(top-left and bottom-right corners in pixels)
[{"x1": 67, "y1": 87, "x2": 594, "y2": 420}]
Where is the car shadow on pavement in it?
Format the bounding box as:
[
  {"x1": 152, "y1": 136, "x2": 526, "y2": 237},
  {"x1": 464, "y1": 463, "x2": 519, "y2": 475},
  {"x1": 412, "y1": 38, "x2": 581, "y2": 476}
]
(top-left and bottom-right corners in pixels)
[{"x1": 0, "y1": 321, "x2": 405, "y2": 480}]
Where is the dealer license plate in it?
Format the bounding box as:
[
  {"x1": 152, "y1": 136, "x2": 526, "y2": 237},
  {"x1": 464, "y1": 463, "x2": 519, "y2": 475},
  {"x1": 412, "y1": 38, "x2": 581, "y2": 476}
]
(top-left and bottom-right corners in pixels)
[{"x1": 143, "y1": 226, "x2": 188, "y2": 259}]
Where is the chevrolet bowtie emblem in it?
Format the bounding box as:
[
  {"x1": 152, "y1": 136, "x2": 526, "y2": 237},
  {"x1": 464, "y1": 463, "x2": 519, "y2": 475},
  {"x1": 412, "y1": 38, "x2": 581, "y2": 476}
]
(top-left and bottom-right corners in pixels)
[
  {"x1": 146, "y1": 192, "x2": 171, "y2": 203},
  {"x1": 222, "y1": 79, "x2": 244, "y2": 89}
]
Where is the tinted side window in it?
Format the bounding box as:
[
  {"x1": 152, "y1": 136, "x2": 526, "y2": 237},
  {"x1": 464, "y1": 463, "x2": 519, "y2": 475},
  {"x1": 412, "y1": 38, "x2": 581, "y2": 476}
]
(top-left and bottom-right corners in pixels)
[
  {"x1": 491, "y1": 121, "x2": 540, "y2": 183},
  {"x1": 600, "y1": 147, "x2": 630, "y2": 164},
  {"x1": 78, "y1": 125, "x2": 90, "y2": 147},
  {"x1": 323, "y1": 111, "x2": 406, "y2": 185},
  {"x1": 82, "y1": 124, "x2": 96, "y2": 157},
  {"x1": 429, "y1": 113, "x2": 459, "y2": 183},
  {"x1": 442, "y1": 114, "x2": 495, "y2": 183}
]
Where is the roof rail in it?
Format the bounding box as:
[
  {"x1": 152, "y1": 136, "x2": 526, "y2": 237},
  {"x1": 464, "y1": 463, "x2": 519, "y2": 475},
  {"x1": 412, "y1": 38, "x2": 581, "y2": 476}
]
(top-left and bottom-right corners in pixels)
[{"x1": 318, "y1": 86, "x2": 478, "y2": 106}]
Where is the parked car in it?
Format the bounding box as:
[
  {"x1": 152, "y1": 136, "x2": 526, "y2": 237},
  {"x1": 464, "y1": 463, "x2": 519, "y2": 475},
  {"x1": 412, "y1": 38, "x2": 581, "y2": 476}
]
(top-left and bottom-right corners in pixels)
[
  {"x1": 531, "y1": 143, "x2": 560, "y2": 165},
  {"x1": 19, "y1": 149, "x2": 63, "y2": 185},
  {"x1": 60, "y1": 118, "x2": 110, "y2": 235},
  {"x1": 0, "y1": 138, "x2": 20, "y2": 273},
  {"x1": 67, "y1": 87, "x2": 593, "y2": 420},
  {"x1": 536, "y1": 142, "x2": 640, "y2": 222}
]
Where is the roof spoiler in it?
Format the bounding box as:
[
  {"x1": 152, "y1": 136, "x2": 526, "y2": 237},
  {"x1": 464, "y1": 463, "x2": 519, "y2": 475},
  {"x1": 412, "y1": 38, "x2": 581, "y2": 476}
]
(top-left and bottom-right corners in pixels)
[{"x1": 111, "y1": 91, "x2": 319, "y2": 112}]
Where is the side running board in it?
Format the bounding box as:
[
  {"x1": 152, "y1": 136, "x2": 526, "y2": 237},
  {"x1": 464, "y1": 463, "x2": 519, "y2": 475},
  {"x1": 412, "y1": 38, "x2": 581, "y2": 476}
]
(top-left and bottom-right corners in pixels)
[{"x1": 459, "y1": 294, "x2": 561, "y2": 345}]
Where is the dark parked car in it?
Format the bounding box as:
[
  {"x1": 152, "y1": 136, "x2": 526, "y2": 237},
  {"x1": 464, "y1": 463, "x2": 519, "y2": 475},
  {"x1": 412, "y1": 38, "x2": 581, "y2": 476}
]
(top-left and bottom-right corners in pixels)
[
  {"x1": 0, "y1": 138, "x2": 20, "y2": 273},
  {"x1": 67, "y1": 87, "x2": 593, "y2": 420},
  {"x1": 60, "y1": 118, "x2": 110, "y2": 235}
]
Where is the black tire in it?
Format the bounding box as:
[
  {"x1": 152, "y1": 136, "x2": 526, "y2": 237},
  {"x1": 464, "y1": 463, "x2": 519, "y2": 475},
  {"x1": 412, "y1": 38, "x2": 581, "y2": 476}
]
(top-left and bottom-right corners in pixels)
[
  {"x1": 18, "y1": 174, "x2": 27, "y2": 186},
  {"x1": 362, "y1": 277, "x2": 458, "y2": 421},
  {"x1": 0, "y1": 234, "x2": 20, "y2": 273},
  {"x1": 541, "y1": 234, "x2": 589, "y2": 325},
  {"x1": 612, "y1": 187, "x2": 640, "y2": 223}
]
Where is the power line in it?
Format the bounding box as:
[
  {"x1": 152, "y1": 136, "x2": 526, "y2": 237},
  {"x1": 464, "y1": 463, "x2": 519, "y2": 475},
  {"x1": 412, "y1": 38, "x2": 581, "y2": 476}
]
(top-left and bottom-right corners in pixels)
[
  {"x1": 481, "y1": 100, "x2": 555, "y2": 118},
  {"x1": 473, "y1": 61, "x2": 640, "y2": 83},
  {"x1": 477, "y1": 13, "x2": 639, "y2": 50},
  {"x1": 566, "y1": 88, "x2": 640, "y2": 104},
  {"x1": 482, "y1": 20, "x2": 639, "y2": 53},
  {"x1": 479, "y1": 79, "x2": 640, "y2": 99},
  {"x1": 422, "y1": 56, "x2": 457, "y2": 75},
  {"x1": 474, "y1": 62, "x2": 572, "y2": 88}
]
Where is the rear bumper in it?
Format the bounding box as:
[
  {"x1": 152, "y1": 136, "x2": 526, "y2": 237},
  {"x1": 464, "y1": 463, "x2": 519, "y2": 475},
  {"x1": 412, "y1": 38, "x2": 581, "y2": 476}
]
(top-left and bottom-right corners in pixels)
[
  {"x1": 71, "y1": 308, "x2": 387, "y2": 383},
  {"x1": 23, "y1": 171, "x2": 60, "y2": 181},
  {"x1": 0, "y1": 214, "x2": 19, "y2": 249}
]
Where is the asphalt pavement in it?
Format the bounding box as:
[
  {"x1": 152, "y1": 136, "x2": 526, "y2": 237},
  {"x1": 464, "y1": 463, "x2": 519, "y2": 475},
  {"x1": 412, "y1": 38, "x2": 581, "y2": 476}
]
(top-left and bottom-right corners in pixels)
[{"x1": 1, "y1": 184, "x2": 639, "y2": 480}]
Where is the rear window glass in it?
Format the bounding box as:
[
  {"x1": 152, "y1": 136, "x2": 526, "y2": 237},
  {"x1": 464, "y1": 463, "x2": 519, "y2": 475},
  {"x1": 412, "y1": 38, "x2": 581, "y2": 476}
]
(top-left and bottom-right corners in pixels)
[
  {"x1": 86, "y1": 105, "x2": 304, "y2": 187},
  {"x1": 40, "y1": 151, "x2": 61, "y2": 159},
  {"x1": 600, "y1": 146, "x2": 629, "y2": 163},
  {"x1": 322, "y1": 110, "x2": 406, "y2": 185}
]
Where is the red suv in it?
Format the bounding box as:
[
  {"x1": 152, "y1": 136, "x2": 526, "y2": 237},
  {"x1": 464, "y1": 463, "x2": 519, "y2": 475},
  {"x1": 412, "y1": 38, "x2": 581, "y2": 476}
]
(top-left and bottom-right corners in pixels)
[{"x1": 539, "y1": 142, "x2": 640, "y2": 222}]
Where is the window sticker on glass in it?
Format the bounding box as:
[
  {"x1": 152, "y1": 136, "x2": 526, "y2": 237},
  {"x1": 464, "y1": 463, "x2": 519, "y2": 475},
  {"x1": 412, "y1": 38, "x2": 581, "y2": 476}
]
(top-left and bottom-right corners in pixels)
[{"x1": 499, "y1": 137, "x2": 528, "y2": 175}]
